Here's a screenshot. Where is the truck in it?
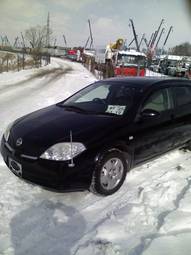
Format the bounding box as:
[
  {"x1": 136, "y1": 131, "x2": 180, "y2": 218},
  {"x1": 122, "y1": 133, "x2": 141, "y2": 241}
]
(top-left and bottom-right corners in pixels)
[{"x1": 114, "y1": 49, "x2": 146, "y2": 76}]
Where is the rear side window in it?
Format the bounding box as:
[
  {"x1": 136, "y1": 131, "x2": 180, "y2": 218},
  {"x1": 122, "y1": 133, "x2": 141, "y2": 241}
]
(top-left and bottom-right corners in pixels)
[
  {"x1": 173, "y1": 86, "x2": 191, "y2": 106},
  {"x1": 142, "y1": 88, "x2": 171, "y2": 112}
]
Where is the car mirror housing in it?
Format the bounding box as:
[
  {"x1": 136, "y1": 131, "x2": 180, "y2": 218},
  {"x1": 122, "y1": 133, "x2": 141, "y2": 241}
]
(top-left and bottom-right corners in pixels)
[{"x1": 140, "y1": 109, "x2": 160, "y2": 120}]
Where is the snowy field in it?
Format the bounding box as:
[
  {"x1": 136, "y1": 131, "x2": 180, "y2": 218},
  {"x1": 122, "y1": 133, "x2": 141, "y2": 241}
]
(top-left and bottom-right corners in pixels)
[{"x1": 0, "y1": 58, "x2": 191, "y2": 255}]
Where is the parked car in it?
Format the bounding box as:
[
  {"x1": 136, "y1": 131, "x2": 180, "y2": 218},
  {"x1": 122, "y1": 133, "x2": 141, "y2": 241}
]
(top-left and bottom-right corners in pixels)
[
  {"x1": 149, "y1": 59, "x2": 161, "y2": 73},
  {"x1": 159, "y1": 55, "x2": 183, "y2": 75},
  {"x1": 66, "y1": 49, "x2": 77, "y2": 61},
  {"x1": 1, "y1": 77, "x2": 191, "y2": 195}
]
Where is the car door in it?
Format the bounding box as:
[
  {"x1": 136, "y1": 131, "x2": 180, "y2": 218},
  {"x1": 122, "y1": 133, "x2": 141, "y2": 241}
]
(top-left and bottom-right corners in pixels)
[
  {"x1": 170, "y1": 84, "x2": 191, "y2": 147},
  {"x1": 131, "y1": 86, "x2": 175, "y2": 165}
]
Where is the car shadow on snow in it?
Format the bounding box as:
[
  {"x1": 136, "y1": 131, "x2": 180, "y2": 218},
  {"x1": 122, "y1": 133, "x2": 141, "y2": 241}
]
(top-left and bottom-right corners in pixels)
[{"x1": 10, "y1": 200, "x2": 86, "y2": 255}]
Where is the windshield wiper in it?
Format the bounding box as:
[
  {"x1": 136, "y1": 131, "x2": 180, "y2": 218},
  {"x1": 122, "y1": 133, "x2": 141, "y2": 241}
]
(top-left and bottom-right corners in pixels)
[
  {"x1": 58, "y1": 104, "x2": 120, "y2": 116},
  {"x1": 59, "y1": 104, "x2": 88, "y2": 113},
  {"x1": 93, "y1": 111, "x2": 119, "y2": 116}
]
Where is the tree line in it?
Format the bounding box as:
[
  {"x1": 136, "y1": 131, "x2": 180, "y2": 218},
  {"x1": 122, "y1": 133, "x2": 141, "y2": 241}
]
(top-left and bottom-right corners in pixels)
[{"x1": 169, "y1": 42, "x2": 191, "y2": 56}]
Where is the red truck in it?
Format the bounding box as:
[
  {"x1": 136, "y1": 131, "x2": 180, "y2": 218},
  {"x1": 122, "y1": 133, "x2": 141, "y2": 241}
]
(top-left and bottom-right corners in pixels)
[{"x1": 114, "y1": 49, "x2": 146, "y2": 76}]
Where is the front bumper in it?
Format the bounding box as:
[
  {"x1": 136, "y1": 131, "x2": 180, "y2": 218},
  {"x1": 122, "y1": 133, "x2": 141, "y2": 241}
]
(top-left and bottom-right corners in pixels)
[{"x1": 0, "y1": 137, "x2": 94, "y2": 191}]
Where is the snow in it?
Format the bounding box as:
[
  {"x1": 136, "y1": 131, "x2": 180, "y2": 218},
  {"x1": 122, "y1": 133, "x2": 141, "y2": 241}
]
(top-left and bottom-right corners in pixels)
[
  {"x1": 146, "y1": 69, "x2": 166, "y2": 77},
  {"x1": 0, "y1": 58, "x2": 191, "y2": 255},
  {"x1": 118, "y1": 50, "x2": 146, "y2": 57},
  {"x1": 166, "y1": 55, "x2": 183, "y2": 61}
]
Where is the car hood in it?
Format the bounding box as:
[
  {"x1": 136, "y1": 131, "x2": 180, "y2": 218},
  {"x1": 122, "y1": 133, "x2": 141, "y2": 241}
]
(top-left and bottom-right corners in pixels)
[{"x1": 9, "y1": 105, "x2": 127, "y2": 156}]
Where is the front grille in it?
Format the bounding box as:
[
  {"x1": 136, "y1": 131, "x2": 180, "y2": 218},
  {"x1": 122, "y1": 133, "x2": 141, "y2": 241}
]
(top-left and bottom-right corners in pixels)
[
  {"x1": 5, "y1": 142, "x2": 37, "y2": 161},
  {"x1": 20, "y1": 154, "x2": 38, "y2": 160},
  {"x1": 8, "y1": 158, "x2": 22, "y2": 177},
  {"x1": 5, "y1": 142, "x2": 14, "y2": 153}
]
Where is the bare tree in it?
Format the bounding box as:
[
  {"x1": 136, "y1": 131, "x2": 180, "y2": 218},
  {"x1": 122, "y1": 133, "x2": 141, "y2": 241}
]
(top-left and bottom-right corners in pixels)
[
  {"x1": 25, "y1": 25, "x2": 52, "y2": 67},
  {"x1": 25, "y1": 25, "x2": 47, "y2": 49}
]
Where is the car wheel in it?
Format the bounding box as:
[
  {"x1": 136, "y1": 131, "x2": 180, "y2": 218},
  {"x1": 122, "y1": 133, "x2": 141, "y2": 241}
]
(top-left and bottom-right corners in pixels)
[{"x1": 90, "y1": 150, "x2": 129, "y2": 196}]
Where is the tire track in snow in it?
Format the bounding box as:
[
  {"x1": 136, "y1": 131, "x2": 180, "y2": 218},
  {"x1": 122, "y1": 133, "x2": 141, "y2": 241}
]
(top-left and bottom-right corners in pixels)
[
  {"x1": 128, "y1": 173, "x2": 191, "y2": 255},
  {"x1": 0, "y1": 66, "x2": 72, "y2": 106},
  {"x1": 73, "y1": 150, "x2": 191, "y2": 254},
  {"x1": 0, "y1": 68, "x2": 55, "y2": 92}
]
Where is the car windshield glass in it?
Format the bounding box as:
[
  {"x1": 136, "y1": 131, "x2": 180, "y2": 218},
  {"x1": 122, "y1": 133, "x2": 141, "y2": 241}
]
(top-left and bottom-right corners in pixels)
[
  {"x1": 59, "y1": 82, "x2": 134, "y2": 116},
  {"x1": 117, "y1": 54, "x2": 146, "y2": 67},
  {"x1": 168, "y1": 60, "x2": 178, "y2": 67}
]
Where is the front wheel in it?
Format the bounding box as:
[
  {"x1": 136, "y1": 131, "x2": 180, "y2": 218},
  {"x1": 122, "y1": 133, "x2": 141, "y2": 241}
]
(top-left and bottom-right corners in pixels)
[{"x1": 90, "y1": 150, "x2": 129, "y2": 196}]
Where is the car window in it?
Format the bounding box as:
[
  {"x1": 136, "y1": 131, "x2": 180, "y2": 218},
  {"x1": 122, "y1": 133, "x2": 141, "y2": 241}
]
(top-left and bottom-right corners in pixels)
[
  {"x1": 76, "y1": 85, "x2": 109, "y2": 102},
  {"x1": 142, "y1": 88, "x2": 171, "y2": 112},
  {"x1": 62, "y1": 83, "x2": 135, "y2": 116},
  {"x1": 172, "y1": 86, "x2": 191, "y2": 106}
]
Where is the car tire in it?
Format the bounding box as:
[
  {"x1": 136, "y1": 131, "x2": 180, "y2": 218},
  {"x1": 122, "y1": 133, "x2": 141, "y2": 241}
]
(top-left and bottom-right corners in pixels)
[{"x1": 90, "y1": 149, "x2": 129, "y2": 196}]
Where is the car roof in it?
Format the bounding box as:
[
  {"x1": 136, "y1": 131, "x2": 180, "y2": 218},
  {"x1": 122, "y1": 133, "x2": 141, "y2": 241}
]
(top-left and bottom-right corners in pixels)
[{"x1": 102, "y1": 77, "x2": 191, "y2": 91}]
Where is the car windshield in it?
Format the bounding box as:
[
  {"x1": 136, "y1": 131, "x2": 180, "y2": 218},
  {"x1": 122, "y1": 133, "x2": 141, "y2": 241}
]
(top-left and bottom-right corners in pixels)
[
  {"x1": 168, "y1": 60, "x2": 178, "y2": 67},
  {"x1": 59, "y1": 82, "x2": 135, "y2": 116},
  {"x1": 117, "y1": 54, "x2": 146, "y2": 67}
]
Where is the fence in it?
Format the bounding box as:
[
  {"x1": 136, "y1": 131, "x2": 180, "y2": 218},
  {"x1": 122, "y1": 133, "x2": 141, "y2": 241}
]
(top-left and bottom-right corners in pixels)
[
  {"x1": 82, "y1": 55, "x2": 190, "y2": 80},
  {"x1": 82, "y1": 55, "x2": 162, "y2": 80},
  {"x1": 82, "y1": 55, "x2": 113, "y2": 80}
]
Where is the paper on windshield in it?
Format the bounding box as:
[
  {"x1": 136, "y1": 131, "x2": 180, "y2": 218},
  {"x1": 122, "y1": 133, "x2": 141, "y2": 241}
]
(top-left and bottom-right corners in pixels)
[{"x1": 106, "y1": 105, "x2": 126, "y2": 115}]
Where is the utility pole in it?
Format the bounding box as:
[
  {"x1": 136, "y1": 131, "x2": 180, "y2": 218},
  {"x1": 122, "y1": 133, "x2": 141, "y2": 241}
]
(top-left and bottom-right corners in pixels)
[
  {"x1": 155, "y1": 28, "x2": 165, "y2": 49},
  {"x1": 14, "y1": 37, "x2": 19, "y2": 48},
  {"x1": 21, "y1": 32, "x2": 26, "y2": 69},
  {"x1": 88, "y1": 19, "x2": 93, "y2": 49},
  {"x1": 63, "y1": 34, "x2": 67, "y2": 47},
  {"x1": 128, "y1": 38, "x2": 135, "y2": 47},
  {"x1": 21, "y1": 32, "x2": 26, "y2": 48},
  {"x1": 150, "y1": 31, "x2": 157, "y2": 48},
  {"x1": 150, "y1": 19, "x2": 164, "y2": 48},
  {"x1": 46, "y1": 12, "x2": 50, "y2": 48},
  {"x1": 129, "y1": 19, "x2": 139, "y2": 51},
  {"x1": 160, "y1": 26, "x2": 173, "y2": 55},
  {"x1": 1, "y1": 36, "x2": 4, "y2": 47},
  {"x1": 148, "y1": 33, "x2": 154, "y2": 48},
  {"x1": 84, "y1": 36, "x2": 90, "y2": 49},
  {"x1": 54, "y1": 38, "x2": 57, "y2": 47},
  {"x1": 84, "y1": 20, "x2": 94, "y2": 49},
  {"x1": 163, "y1": 26, "x2": 173, "y2": 47},
  {"x1": 4, "y1": 36, "x2": 10, "y2": 47},
  {"x1": 144, "y1": 38, "x2": 149, "y2": 48},
  {"x1": 138, "y1": 33, "x2": 145, "y2": 49}
]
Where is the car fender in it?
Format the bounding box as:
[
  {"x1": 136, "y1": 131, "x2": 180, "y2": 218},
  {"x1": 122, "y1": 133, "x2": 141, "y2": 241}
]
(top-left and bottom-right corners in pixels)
[{"x1": 94, "y1": 141, "x2": 133, "y2": 169}]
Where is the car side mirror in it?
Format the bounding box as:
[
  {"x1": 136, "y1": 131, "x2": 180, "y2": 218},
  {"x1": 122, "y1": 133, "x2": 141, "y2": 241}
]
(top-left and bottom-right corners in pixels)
[{"x1": 140, "y1": 109, "x2": 160, "y2": 120}]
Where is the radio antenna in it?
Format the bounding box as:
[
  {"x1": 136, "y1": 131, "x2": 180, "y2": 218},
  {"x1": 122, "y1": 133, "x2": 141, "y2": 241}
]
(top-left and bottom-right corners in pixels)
[{"x1": 68, "y1": 130, "x2": 75, "y2": 167}]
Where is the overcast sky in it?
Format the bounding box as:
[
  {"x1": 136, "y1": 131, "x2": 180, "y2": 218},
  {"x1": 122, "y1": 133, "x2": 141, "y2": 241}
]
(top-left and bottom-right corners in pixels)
[{"x1": 0, "y1": 0, "x2": 190, "y2": 49}]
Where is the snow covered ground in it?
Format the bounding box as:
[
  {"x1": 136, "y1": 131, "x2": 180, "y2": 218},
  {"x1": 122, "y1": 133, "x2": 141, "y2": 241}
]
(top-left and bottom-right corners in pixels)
[
  {"x1": 146, "y1": 69, "x2": 166, "y2": 77},
  {"x1": 0, "y1": 58, "x2": 191, "y2": 255}
]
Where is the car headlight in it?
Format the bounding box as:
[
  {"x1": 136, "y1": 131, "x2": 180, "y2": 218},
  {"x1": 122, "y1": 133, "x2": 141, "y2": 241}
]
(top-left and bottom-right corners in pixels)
[
  {"x1": 40, "y1": 142, "x2": 86, "y2": 161},
  {"x1": 3, "y1": 121, "x2": 14, "y2": 142}
]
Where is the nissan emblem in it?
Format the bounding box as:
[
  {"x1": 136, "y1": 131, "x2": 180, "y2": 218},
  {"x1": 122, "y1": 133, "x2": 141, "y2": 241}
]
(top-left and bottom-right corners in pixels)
[{"x1": 16, "y1": 138, "x2": 23, "y2": 146}]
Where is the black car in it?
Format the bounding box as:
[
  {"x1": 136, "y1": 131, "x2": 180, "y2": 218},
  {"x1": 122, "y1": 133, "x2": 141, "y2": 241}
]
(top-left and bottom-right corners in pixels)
[{"x1": 1, "y1": 77, "x2": 191, "y2": 195}]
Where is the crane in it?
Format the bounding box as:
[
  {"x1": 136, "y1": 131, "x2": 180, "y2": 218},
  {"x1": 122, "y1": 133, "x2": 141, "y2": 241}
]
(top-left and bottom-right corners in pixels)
[{"x1": 129, "y1": 19, "x2": 139, "y2": 51}]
